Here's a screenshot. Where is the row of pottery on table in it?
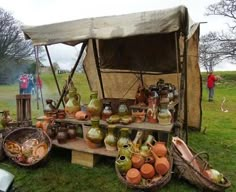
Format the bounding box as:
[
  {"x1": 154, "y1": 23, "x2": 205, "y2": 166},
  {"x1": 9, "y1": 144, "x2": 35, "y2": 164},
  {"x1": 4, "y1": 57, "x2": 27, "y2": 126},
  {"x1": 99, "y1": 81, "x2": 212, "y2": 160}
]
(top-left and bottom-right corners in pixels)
[
  {"x1": 63, "y1": 83, "x2": 172, "y2": 125},
  {"x1": 116, "y1": 133, "x2": 170, "y2": 185}
]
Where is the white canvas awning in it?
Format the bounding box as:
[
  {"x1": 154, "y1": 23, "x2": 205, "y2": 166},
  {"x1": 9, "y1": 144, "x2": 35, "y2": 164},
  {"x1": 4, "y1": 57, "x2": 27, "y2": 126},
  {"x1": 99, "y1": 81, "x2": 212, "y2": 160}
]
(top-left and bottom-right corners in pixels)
[{"x1": 22, "y1": 5, "x2": 195, "y2": 46}]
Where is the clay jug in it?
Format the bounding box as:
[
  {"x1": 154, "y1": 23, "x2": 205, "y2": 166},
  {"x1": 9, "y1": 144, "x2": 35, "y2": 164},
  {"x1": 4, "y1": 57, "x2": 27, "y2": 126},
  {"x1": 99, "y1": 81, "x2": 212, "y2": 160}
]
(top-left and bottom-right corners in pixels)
[
  {"x1": 148, "y1": 141, "x2": 167, "y2": 157},
  {"x1": 67, "y1": 125, "x2": 77, "y2": 139},
  {"x1": 140, "y1": 163, "x2": 155, "y2": 179},
  {"x1": 150, "y1": 150, "x2": 170, "y2": 176},
  {"x1": 64, "y1": 83, "x2": 81, "y2": 118},
  {"x1": 118, "y1": 144, "x2": 132, "y2": 159},
  {"x1": 75, "y1": 111, "x2": 89, "y2": 121},
  {"x1": 131, "y1": 154, "x2": 145, "y2": 169},
  {"x1": 87, "y1": 92, "x2": 102, "y2": 119},
  {"x1": 117, "y1": 128, "x2": 131, "y2": 150},
  {"x1": 146, "y1": 96, "x2": 158, "y2": 123},
  {"x1": 118, "y1": 100, "x2": 129, "y2": 116},
  {"x1": 102, "y1": 101, "x2": 113, "y2": 121},
  {"x1": 56, "y1": 126, "x2": 68, "y2": 144},
  {"x1": 86, "y1": 118, "x2": 104, "y2": 148},
  {"x1": 158, "y1": 97, "x2": 172, "y2": 125},
  {"x1": 104, "y1": 124, "x2": 117, "y2": 151},
  {"x1": 140, "y1": 135, "x2": 154, "y2": 157},
  {"x1": 115, "y1": 155, "x2": 132, "y2": 175},
  {"x1": 126, "y1": 168, "x2": 142, "y2": 185}
]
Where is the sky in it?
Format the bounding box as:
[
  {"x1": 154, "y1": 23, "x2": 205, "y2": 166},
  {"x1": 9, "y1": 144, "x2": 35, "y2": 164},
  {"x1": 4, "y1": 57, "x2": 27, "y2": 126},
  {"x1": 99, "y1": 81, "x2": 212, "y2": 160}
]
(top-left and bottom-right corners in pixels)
[{"x1": 0, "y1": 0, "x2": 236, "y2": 71}]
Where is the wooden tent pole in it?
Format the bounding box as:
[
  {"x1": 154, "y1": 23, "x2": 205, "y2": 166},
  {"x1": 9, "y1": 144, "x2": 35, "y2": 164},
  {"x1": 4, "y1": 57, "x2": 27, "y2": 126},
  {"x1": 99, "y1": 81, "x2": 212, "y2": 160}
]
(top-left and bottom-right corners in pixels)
[
  {"x1": 45, "y1": 45, "x2": 65, "y2": 107},
  {"x1": 56, "y1": 41, "x2": 88, "y2": 109},
  {"x1": 92, "y1": 39, "x2": 105, "y2": 98},
  {"x1": 183, "y1": 36, "x2": 188, "y2": 144}
]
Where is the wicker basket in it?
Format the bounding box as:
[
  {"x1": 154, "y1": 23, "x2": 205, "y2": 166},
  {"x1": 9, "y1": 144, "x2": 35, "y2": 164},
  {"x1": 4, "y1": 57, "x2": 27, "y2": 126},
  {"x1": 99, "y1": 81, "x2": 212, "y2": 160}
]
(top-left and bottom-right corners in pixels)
[
  {"x1": 172, "y1": 144, "x2": 231, "y2": 191},
  {"x1": 3, "y1": 127, "x2": 52, "y2": 167},
  {"x1": 115, "y1": 151, "x2": 173, "y2": 191}
]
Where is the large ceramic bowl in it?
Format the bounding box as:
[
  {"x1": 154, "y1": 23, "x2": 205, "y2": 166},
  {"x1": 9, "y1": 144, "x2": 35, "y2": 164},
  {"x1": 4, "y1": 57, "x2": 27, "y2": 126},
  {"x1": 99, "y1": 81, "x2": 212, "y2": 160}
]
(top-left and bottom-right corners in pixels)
[{"x1": 3, "y1": 127, "x2": 52, "y2": 167}]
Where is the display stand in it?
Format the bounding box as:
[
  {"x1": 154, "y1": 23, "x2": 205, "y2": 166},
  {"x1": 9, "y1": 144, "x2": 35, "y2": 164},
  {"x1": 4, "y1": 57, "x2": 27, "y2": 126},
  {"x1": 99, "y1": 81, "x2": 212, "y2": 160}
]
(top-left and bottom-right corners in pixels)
[{"x1": 53, "y1": 118, "x2": 174, "y2": 167}]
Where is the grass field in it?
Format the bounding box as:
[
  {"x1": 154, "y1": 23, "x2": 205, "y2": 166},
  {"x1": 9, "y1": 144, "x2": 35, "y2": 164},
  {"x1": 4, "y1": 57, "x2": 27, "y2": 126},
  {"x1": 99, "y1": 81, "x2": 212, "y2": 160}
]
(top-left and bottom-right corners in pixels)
[{"x1": 0, "y1": 71, "x2": 235, "y2": 192}]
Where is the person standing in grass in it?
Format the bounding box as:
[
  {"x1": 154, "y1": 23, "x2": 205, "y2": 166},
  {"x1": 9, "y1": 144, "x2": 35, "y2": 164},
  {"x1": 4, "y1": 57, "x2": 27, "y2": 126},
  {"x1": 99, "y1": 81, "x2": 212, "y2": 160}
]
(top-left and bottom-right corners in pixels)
[{"x1": 207, "y1": 70, "x2": 218, "y2": 102}]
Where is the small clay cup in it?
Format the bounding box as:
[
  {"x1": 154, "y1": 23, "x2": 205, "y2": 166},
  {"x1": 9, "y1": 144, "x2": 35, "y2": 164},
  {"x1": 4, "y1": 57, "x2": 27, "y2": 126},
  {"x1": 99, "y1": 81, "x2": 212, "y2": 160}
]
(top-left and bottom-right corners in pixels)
[{"x1": 126, "y1": 168, "x2": 142, "y2": 185}]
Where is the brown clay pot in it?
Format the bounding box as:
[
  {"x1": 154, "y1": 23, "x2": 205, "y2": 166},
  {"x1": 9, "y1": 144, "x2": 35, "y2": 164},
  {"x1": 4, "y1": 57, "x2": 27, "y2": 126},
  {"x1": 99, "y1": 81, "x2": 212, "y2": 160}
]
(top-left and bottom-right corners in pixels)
[
  {"x1": 126, "y1": 168, "x2": 142, "y2": 185},
  {"x1": 131, "y1": 154, "x2": 145, "y2": 169},
  {"x1": 148, "y1": 141, "x2": 167, "y2": 157},
  {"x1": 75, "y1": 111, "x2": 89, "y2": 121},
  {"x1": 150, "y1": 150, "x2": 170, "y2": 176},
  {"x1": 140, "y1": 163, "x2": 155, "y2": 179}
]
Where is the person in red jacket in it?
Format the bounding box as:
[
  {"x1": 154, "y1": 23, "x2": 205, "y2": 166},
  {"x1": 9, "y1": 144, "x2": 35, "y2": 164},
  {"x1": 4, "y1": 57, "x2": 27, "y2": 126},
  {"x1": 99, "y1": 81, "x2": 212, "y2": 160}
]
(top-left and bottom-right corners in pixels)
[{"x1": 207, "y1": 71, "x2": 218, "y2": 102}]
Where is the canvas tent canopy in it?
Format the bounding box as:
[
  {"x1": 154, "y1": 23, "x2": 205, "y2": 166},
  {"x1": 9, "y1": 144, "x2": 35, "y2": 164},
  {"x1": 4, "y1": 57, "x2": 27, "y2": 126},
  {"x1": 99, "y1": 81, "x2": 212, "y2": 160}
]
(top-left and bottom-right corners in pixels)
[{"x1": 22, "y1": 5, "x2": 202, "y2": 132}]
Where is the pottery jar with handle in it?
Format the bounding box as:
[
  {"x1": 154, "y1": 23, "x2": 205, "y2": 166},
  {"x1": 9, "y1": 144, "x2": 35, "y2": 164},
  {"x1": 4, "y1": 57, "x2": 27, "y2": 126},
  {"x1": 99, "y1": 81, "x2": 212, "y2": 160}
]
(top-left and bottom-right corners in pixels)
[
  {"x1": 147, "y1": 141, "x2": 167, "y2": 157},
  {"x1": 150, "y1": 149, "x2": 170, "y2": 176},
  {"x1": 115, "y1": 155, "x2": 132, "y2": 175}
]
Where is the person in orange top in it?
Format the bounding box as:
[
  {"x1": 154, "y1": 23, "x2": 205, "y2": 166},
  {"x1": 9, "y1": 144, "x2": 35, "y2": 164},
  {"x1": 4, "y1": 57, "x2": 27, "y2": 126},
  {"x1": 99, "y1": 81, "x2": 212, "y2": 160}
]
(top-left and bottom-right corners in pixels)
[{"x1": 207, "y1": 70, "x2": 218, "y2": 102}]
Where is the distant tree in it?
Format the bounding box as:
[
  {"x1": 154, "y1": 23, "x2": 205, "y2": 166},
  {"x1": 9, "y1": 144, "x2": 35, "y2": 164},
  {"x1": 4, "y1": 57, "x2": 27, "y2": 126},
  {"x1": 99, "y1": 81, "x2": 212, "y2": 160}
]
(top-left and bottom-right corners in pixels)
[
  {"x1": 0, "y1": 8, "x2": 34, "y2": 84},
  {"x1": 52, "y1": 62, "x2": 60, "y2": 71},
  {"x1": 199, "y1": 33, "x2": 222, "y2": 72},
  {"x1": 0, "y1": 8, "x2": 34, "y2": 63},
  {"x1": 205, "y1": 0, "x2": 236, "y2": 62}
]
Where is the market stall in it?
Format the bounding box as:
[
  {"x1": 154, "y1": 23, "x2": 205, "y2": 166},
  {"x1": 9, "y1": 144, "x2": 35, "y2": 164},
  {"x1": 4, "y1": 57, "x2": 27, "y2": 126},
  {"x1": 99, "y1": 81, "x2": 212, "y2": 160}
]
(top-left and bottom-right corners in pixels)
[{"x1": 22, "y1": 3, "x2": 201, "y2": 173}]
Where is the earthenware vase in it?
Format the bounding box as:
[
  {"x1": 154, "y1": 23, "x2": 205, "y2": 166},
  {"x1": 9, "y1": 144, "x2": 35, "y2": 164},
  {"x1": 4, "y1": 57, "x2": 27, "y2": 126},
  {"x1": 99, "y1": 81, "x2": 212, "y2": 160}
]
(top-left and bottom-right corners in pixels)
[
  {"x1": 115, "y1": 155, "x2": 132, "y2": 175},
  {"x1": 117, "y1": 128, "x2": 131, "y2": 150},
  {"x1": 102, "y1": 101, "x2": 113, "y2": 121},
  {"x1": 64, "y1": 83, "x2": 81, "y2": 118},
  {"x1": 87, "y1": 92, "x2": 102, "y2": 119},
  {"x1": 146, "y1": 96, "x2": 158, "y2": 123},
  {"x1": 104, "y1": 125, "x2": 117, "y2": 151},
  {"x1": 158, "y1": 97, "x2": 172, "y2": 125},
  {"x1": 86, "y1": 118, "x2": 104, "y2": 148},
  {"x1": 118, "y1": 100, "x2": 129, "y2": 116}
]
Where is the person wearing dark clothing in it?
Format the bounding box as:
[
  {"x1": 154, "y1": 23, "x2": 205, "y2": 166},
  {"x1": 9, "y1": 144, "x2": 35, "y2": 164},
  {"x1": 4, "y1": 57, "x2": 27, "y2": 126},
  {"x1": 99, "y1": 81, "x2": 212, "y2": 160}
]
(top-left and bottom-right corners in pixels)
[{"x1": 207, "y1": 71, "x2": 218, "y2": 102}]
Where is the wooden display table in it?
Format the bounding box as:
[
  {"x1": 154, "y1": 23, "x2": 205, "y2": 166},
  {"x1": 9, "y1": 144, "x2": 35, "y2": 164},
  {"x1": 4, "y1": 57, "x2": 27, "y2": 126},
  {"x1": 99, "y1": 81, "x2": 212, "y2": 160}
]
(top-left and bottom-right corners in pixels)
[{"x1": 53, "y1": 118, "x2": 174, "y2": 167}]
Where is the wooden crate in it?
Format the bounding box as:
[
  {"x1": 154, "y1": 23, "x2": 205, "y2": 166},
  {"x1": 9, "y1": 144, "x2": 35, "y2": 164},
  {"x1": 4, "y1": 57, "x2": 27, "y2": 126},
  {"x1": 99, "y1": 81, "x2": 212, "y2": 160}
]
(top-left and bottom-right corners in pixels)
[{"x1": 71, "y1": 150, "x2": 101, "y2": 168}]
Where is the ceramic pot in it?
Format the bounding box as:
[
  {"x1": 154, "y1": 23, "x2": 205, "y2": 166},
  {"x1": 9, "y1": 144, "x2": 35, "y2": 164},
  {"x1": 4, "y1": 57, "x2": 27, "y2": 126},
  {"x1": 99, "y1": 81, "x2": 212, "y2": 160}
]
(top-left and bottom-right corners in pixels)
[
  {"x1": 57, "y1": 127, "x2": 68, "y2": 144},
  {"x1": 146, "y1": 96, "x2": 158, "y2": 123},
  {"x1": 75, "y1": 111, "x2": 89, "y2": 120},
  {"x1": 87, "y1": 92, "x2": 102, "y2": 119},
  {"x1": 131, "y1": 154, "x2": 145, "y2": 169},
  {"x1": 118, "y1": 144, "x2": 132, "y2": 158},
  {"x1": 118, "y1": 100, "x2": 129, "y2": 116},
  {"x1": 117, "y1": 128, "x2": 131, "y2": 150},
  {"x1": 102, "y1": 101, "x2": 113, "y2": 121},
  {"x1": 67, "y1": 125, "x2": 77, "y2": 139},
  {"x1": 126, "y1": 168, "x2": 142, "y2": 185},
  {"x1": 148, "y1": 141, "x2": 167, "y2": 157},
  {"x1": 86, "y1": 118, "x2": 104, "y2": 148},
  {"x1": 158, "y1": 98, "x2": 172, "y2": 125},
  {"x1": 64, "y1": 83, "x2": 81, "y2": 118},
  {"x1": 116, "y1": 155, "x2": 132, "y2": 175},
  {"x1": 150, "y1": 150, "x2": 170, "y2": 176},
  {"x1": 46, "y1": 126, "x2": 56, "y2": 139},
  {"x1": 104, "y1": 125, "x2": 117, "y2": 151},
  {"x1": 140, "y1": 135, "x2": 154, "y2": 157},
  {"x1": 140, "y1": 163, "x2": 155, "y2": 179}
]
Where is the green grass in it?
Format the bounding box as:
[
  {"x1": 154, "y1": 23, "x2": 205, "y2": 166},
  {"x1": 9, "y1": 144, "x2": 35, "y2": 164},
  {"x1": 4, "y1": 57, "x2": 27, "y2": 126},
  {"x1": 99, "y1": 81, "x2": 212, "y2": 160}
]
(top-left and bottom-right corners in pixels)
[{"x1": 0, "y1": 71, "x2": 236, "y2": 192}]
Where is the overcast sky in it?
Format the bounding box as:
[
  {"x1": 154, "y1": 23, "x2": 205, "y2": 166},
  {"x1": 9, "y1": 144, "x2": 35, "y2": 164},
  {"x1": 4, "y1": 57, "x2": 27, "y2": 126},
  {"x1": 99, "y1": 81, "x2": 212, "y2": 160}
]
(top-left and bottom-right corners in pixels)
[{"x1": 0, "y1": 0, "x2": 235, "y2": 71}]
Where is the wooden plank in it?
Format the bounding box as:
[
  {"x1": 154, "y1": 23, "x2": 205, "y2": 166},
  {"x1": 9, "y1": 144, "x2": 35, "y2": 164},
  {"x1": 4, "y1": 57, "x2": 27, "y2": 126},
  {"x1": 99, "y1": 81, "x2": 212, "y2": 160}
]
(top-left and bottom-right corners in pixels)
[
  {"x1": 55, "y1": 119, "x2": 173, "y2": 132},
  {"x1": 71, "y1": 151, "x2": 100, "y2": 168},
  {"x1": 52, "y1": 138, "x2": 118, "y2": 157}
]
